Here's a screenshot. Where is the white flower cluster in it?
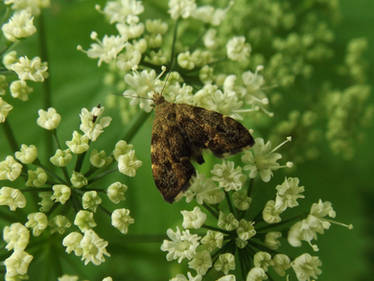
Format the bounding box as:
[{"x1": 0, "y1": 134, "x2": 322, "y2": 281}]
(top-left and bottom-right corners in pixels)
[{"x1": 160, "y1": 138, "x2": 350, "y2": 281}]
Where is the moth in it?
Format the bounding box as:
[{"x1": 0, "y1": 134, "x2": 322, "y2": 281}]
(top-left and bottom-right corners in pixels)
[{"x1": 151, "y1": 92, "x2": 255, "y2": 203}]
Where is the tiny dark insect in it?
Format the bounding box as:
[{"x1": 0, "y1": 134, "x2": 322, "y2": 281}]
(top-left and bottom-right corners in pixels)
[{"x1": 151, "y1": 92, "x2": 255, "y2": 203}]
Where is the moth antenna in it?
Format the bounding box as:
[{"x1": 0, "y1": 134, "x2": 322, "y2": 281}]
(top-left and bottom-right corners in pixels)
[
  {"x1": 123, "y1": 94, "x2": 153, "y2": 101},
  {"x1": 160, "y1": 71, "x2": 171, "y2": 96}
]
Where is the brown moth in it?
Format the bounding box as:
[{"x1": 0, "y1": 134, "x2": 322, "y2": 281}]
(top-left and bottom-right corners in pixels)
[{"x1": 151, "y1": 92, "x2": 255, "y2": 203}]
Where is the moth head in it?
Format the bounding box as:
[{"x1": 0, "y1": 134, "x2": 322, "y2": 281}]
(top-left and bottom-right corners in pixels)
[{"x1": 152, "y1": 92, "x2": 165, "y2": 105}]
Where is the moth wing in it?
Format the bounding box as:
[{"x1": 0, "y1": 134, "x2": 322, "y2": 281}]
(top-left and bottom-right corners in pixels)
[
  {"x1": 151, "y1": 105, "x2": 195, "y2": 203},
  {"x1": 176, "y1": 104, "x2": 255, "y2": 156}
]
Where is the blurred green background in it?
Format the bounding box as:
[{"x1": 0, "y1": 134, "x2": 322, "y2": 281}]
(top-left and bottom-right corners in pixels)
[{"x1": 0, "y1": 0, "x2": 373, "y2": 280}]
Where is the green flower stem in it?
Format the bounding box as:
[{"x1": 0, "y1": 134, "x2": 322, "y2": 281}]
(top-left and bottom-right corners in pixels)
[
  {"x1": 202, "y1": 224, "x2": 231, "y2": 235},
  {"x1": 255, "y1": 212, "x2": 308, "y2": 233},
  {"x1": 2, "y1": 119, "x2": 18, "y2": 153},
  {"x1": 38, "y1": 14, "x2": 51, "y2": 109},
  {"x1": 225, "y1": 191, "x2": 236, "y2": 216},
  {"x1": 168, "y1": 19, "x2": 179, "y2": 71},
  {"x1": 122, "y1": 111, "x2": 151, "y2": 142},
  {"x1": 75, "y1": 151, "x2": 86, "y2": 172},
  {"x1": 38, "y1": 14, "x2": 53, "y2": 158},
  {"x1": 202, "y1": 203, "x2": 219, "y2": 218},
  {"x1": 87, "y1": 167, "x2": 117, "y2": 185},
  {"x1": 238, "y1": 249, "x2": 249, "y2": 281},
  {"x1": 51, "y1": 130, "x2": 70, "y2": 182},
  {"x1": 247, "y1": 178, "x2": 254, "y2": 197},
  {"x1": 34, "y1": 159, "x2": 67, "y2": 184},
  {"x1": 98, "y1": 204, "x2": 111, "y2": 216},
  {"x1": 84, "y1": 166, "x2": 98, "y2": 177}
]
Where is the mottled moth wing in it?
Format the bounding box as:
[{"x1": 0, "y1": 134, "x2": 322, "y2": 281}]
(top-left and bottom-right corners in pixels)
[
  {"x1": 151, "y1": 93, "x2": 255, "y2": 203},
  {"x1": 175, "y1": 103, "x2": 255, "y2": 156},
  {"x1": 151, "y1": 99, "x2": 195, "y2": 203}
]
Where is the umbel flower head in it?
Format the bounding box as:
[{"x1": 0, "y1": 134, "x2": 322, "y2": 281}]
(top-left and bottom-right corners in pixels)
[{"x1": 161, "y1": 138, "x2": 352, "y2": 281}]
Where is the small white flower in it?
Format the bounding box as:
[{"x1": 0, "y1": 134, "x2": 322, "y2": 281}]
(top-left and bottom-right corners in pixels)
[
  {"x1": 246, "y1": 267, "x2": 268, "y2": 281},
  {"x1": 85, "y1": 33, "x2": 127, "y2": 66},
  {"x1": 218, "y1": 211, "x2": 239, "y2": 231},
  {"x1": 49, "y1": 215, "x2": 71, "y2": 234},
  {"x1": 79, "y1": 106, "x2": 111, "y2": 141},
  {"x1": 262, "y1": 200, "x2": 282, "y2": 224},
  {"x1": 4, "y1": 0, "x2": 50, "y2": 16},
  {"x1": 71, "y1": 171, "x2": 88, "y2": 188},
  {"x1": 0, "y1": 186, "x2": 26, "y2": 211},
  {"x1": 123, "y1": 69, "x2": 162, "y2": 112},
  {"x1": 168, "y1": 0, "x2": 196, "y2": 19},
  {"x1": 0, "y1": 97, "x2": 13, "y2": 123},
  {"x1": 111, "y1": 208, "x2": 134, "y2": 234},
  {"x1": 51, "y1": 184, "x2": 71, "y2": 204},
  {"x1": 26, "y1": 167, "x2": 48, "y2": 187},
  {"x1": 3, "y1": 50, "x2": 18, "y2": 68},
  {"x1": 63, "y1": 232, "x2": 83, "y2": 256},
  {"x1": 2, "y1": 10, "x2": 36, "y2": 41},
  {"x1": 113, "y1": 140, "x2": 134, "y2": 160},
  {"x1": 116, "y1": 43, "x2": 142, "y2": 71},
  {"x1": 80, "y1": 229, "x2": 110, "y2": 265},
  {"x1": 117, "y1": 150, "x2": 142, "y2": 177},
  {"x1": 38, "y1": 192, "x2": 53, "y2": 212},
  {"x1": 226, "y1": 36, "x2": 251, "y2": 62},
  {"x1": 201, "y1": 230, "x2": 224, "y2": 252},
  {"x1": 178, "y1": 51, "x2": 195, "y2": 70},
  {"x1": 4, "y1": 250, "x2": 33, "y2": 279},
  {"x1": 288, "y1": 200, "x2": 337, "y2": 251},
  {"x1": 161, "y1": 227, "x2": 200, "y2": 263},
  {"x1": 146, "y1": 19, "x2": 168, "y2": 34},
  {"x1": 193, "y1": 4, "x2": 231, "y2": 26},
  {"x1": 232, "y1": 190, "x2": 252, "y2": 211},
  {"x1": 82, "y1": 191, "x2": 102, "y2": 212},
  {"x1": 3, "y1": 222, "x2": 30, "y2": 251},
  {"x1": 188, "y1": 250, "x2": 212, "y2": 275},
  {"x1": 37, "y1": 107, "x2": 61, "y2": 130},
  {"x1": 193, "y1": 84, "x2": 243, "y2": 119},
  {"x1": 272, "y1": 254, "x2": 291, "y2": 276},
  {"x1": 236, "y1": 219, "x2": 256, "y2": 241},
  {"x1": 203, "y1": 29, "x2": 217, "y2": 49},
  {"x1": 15, "y1": 144, "x2": 38, "y2": 164},
  {"x1": 253, "y1": 251, "x2": 272, "y2": 272},
  {"x1": 214, "y1": 253, "x2": 235, "y2": 275},
  {"x1": 10, "y1": 80, "x2": 33, "y2": 101},
  {"x1": 102, "y1": 0, "x2": 144, "y2": 24},
  {"x1": 74, "y1": 210, "x2": 97, "y2": 232},
  {"x1": 66, "y1": 131, "x2": 90, "y2": 154},
  {"x1": 242, "y1": 138, "x2": 282, "y2": 182},
  {"x1": 211, "y1": 161, "x2": 245, "y2": 192},
  {"x1": 9, "y1": 56, "x2": 48, "y2": 82},
  {"x1": 50, "y1": 149, "x2": 72, "y2": 167},
  {"x1": 25, "y1": 212, "x2": 48, "y2": 236},
  {"x1": 90, "y1": 149, "x2": 112, "y2": 168},
  {"x1": 102, "y1": 277, "x2": 113, "y2": 281},
  {"x1": 116, "y1": 22, "x2": 144, "y2": 39},
  {"x1": 184, "y1": 172, "x2": 224, "y2": 205},
  {"x1": 107, "y1": 182, "x2": 128, "y2": 204},
  {"x1": 181, "y1": 206, "x2": 207, "y2": 229},
  {"x1": 264, "y1": 232, "x2": 282, "y2": 250},
  {"x1": 291, "y1": 253, "x2": 322, "y2": 281},
  {"x1": 0, "y1": 156, "x2": 22, "y2": 181},
  {"x1": 274, "y1": 177, "x2": 305, "y2": 212}
]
